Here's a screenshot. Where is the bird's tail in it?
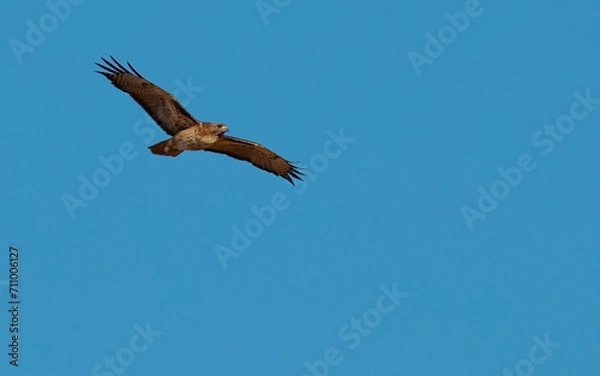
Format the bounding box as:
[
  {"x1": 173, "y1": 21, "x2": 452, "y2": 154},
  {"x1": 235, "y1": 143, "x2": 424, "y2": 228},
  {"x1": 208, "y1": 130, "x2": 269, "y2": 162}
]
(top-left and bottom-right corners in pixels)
[{"x1": 148, "y1": 139, "x2": 183, "y2": 157}]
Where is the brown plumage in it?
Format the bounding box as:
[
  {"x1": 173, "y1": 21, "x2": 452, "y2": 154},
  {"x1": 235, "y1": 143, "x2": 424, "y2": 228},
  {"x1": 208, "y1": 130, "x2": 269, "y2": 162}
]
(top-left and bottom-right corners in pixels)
[{"x1": 95, "y1": 56, "x2": 304, "y2": 184}]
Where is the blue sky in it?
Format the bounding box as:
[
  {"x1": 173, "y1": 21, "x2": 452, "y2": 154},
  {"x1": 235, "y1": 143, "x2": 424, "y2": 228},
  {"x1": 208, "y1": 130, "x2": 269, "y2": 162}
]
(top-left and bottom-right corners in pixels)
[{"x1": 1, "y1": 0, "x2": 598, "y2": 375}]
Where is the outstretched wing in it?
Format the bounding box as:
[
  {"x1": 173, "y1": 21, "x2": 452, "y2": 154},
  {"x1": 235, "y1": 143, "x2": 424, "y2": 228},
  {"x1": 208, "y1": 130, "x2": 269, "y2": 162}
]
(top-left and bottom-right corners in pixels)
[
  {"x1": 95, "y1": 56, "x2": 197, "y2": 136},
  {"x1": 204, "y1": 136, "x2": 304, "y2": 185}
]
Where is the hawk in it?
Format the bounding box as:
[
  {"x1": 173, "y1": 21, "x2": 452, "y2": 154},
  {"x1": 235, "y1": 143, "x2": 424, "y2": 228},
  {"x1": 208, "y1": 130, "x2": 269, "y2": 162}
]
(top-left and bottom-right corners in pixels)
[{"x1": 95, "y1": 56, "x2": 304, "y2": 184}]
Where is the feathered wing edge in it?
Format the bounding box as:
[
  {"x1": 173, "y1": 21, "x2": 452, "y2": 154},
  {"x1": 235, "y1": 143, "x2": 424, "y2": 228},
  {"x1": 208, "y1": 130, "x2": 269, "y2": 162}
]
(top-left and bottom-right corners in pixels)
[
  {"x1": 95, "y1": 55, "x2": 144, "y2": 79},
  {"x1": 204, "y1": 136, "x2": 305, "y2": 185},
  {"x1": 94, "y1": 56, "x2": 199, "y2": 136}
]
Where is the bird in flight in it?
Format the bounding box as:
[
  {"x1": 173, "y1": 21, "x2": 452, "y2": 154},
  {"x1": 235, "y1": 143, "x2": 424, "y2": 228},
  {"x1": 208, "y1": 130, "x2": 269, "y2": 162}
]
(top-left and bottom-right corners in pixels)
[{"x1": 95, "y1": 56, "x2": 304, "y2": 184}]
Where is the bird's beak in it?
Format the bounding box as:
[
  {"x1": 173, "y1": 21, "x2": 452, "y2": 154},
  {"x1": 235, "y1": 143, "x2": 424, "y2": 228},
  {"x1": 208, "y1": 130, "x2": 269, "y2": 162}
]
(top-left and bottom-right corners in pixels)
[{"x1": 222, "y1": 125, "x2": 229, "y2": 133}]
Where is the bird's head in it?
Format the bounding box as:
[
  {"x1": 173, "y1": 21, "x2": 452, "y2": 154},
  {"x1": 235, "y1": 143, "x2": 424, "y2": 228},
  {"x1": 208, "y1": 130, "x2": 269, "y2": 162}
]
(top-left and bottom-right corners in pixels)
[{"x1": 210, "y1": 123, "x2": 229, "y2": 135}]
